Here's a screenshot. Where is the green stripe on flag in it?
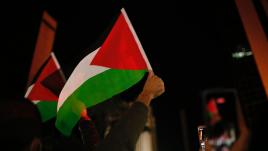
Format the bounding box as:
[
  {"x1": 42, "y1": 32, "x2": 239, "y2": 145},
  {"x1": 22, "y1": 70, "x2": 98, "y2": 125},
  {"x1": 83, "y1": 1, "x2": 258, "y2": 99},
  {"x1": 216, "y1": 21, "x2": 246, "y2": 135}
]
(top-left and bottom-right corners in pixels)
[
  {"x1": 56, "y1": 69, "x2": 146, "y2": 136},
  {"x1": 36, "y1": 101, "x2": 57, "y2": 122}
]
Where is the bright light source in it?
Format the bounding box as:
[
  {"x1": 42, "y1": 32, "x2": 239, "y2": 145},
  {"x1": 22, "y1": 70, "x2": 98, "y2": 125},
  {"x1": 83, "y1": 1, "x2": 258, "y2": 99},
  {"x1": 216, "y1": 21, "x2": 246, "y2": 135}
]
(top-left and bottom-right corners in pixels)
[{"x1": 232, "y1": 50, "x2": 252, "y2": 59}]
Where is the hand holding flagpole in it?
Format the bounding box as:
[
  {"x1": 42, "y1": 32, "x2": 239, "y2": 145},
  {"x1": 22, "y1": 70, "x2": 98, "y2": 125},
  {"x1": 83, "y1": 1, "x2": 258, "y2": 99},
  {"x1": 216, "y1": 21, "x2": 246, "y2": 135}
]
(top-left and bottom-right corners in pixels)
[{"x1": 137, "y1": 70, "x2": 165, "y2": 106}]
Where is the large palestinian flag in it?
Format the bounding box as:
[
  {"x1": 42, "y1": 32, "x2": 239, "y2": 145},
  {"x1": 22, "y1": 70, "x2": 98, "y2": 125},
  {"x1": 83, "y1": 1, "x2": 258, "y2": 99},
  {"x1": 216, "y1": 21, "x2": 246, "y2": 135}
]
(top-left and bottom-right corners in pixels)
[
  {"x1": 25, "y1": 52, "x2": 66, "y2": 122},
  {"x1": 56, "y1": 8, "x2": 152, "y2": 136}
]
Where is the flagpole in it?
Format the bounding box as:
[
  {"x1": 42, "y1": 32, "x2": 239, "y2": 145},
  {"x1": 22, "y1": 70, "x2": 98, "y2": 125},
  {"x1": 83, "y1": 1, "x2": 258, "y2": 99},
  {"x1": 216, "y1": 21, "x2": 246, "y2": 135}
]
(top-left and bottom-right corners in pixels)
[{"x1": 121, "y1": 8, "x2": 153, "y2": 71}]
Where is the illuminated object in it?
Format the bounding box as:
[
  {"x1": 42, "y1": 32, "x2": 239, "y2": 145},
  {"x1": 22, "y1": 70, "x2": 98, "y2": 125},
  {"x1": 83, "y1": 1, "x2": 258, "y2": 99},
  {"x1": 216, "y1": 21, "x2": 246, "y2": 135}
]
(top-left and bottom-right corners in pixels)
[{"x1": 232, "y1": 48, "x2": 252, "y2": 59}]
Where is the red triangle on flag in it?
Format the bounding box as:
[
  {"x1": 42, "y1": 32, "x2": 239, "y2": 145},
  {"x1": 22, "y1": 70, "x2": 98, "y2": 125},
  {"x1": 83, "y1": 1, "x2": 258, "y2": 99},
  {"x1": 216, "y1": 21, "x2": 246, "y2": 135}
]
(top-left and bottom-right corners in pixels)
[
  {"x1": 91, "y1": 10, "x2": 148, "y2": 70},
  {"x1": 26, "y1": 83, "x2": 58, "y2": 101},
  {"x1": 25, "y1": 53, "x2": 65, "y2": 101}
]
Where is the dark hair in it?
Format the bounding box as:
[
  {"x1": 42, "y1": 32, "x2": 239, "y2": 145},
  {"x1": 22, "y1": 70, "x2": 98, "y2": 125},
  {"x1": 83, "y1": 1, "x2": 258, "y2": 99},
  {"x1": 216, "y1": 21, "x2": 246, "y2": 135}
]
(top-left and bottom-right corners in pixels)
[{"x1": 0, "y1": 99, "x2": 42, "y2": 150}]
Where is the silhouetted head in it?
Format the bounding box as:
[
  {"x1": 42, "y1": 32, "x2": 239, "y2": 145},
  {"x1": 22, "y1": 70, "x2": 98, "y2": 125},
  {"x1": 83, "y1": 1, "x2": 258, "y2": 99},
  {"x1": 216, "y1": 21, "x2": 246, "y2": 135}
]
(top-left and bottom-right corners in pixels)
[{"x1": 0, "y1": 99, "x2": 42, "y2": 151}]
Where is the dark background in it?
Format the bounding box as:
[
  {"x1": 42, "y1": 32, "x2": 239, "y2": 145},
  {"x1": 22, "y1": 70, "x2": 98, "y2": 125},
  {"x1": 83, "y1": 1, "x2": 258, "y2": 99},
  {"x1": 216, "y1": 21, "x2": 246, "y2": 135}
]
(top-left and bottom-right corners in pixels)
[{"x1": 2, "y1": 0, "x2": 261, "y2": 150}]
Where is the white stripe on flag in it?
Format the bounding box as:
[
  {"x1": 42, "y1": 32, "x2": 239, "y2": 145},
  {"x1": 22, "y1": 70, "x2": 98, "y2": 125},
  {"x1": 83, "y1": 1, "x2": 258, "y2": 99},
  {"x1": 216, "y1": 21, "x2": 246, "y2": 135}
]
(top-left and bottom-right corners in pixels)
[
  {"x1": 57, "y1": 48, "x2": 109, "y2": 110},
  {"x1": 25, "y1": 84, "x2": 34, "y2": 98}
]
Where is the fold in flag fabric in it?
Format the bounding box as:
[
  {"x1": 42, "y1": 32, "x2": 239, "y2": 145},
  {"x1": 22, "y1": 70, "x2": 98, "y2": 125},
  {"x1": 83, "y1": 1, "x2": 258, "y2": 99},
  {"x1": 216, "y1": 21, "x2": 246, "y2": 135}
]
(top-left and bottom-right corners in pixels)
[
  {"x1": 25, "y1": 52, "x2": 66, "y2": 122},
  {"x1": 56, "y1": 8, "x2": 152, "y2": 136}
]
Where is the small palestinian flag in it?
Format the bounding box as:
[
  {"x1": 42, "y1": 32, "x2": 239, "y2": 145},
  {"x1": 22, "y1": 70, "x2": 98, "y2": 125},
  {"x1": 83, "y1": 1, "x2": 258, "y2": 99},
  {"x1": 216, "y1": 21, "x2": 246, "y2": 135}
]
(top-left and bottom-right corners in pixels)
[{"x1": 25, "y1": 52, "x2": 66, "y2": 122}]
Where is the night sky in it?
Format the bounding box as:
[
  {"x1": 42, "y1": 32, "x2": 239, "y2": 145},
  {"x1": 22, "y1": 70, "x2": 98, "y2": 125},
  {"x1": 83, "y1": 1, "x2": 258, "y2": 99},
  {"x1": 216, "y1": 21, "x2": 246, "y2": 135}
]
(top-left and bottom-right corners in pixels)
[{"x1": 3, "y1": 0, "x2": 250, "y2": 150}]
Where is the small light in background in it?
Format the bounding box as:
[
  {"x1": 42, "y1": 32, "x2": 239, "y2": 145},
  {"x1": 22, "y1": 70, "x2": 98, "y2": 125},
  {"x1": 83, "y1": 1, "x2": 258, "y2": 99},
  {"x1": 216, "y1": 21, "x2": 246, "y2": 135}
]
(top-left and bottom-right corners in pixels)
[
  {"x1": 216, "y1": 97, "x2": 225, "y2": 104},
  {"x1": 232, "y1": 48, "x2": 252, "y2": 59}
]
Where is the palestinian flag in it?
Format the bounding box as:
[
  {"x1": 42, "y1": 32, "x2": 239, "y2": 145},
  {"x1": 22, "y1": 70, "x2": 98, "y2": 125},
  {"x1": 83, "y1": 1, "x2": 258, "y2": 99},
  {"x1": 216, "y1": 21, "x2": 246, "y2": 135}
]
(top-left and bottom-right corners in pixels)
[
  {"x1": 25, "y1": 52, "x2": 66, "y2": 122},
  {"x1": 56, "y1": 8, "x2": 152, "y2": 136}
]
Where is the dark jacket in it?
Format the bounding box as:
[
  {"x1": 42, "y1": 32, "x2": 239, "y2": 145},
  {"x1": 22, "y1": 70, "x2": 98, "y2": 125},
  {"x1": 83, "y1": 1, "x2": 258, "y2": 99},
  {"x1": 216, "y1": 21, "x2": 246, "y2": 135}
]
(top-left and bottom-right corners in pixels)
[{"x1": 81, "y1": 101, "x2": 148, "y2": 151}]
